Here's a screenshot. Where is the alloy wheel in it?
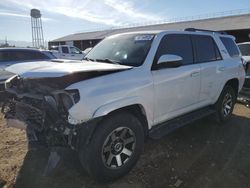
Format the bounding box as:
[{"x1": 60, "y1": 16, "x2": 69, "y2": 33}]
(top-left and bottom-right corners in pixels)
[
  {"x1": 222, "y1": 93, "x2": 233, "y2": 117},
  {"x1": 102, "y1": 127, "x2": 136, "y2": 169}
]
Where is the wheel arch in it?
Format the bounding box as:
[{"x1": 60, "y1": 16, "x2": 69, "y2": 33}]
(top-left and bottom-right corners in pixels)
[
  {"x1": 225, "y1": 78, "x2": 239, "y2": 94},
  {"x1": 214, "y1": 78, "x2": 239, "y2": 105},
  {"x1": 107, "y1": 104, "x2": 149, "y2": 138},
  {"x1": 93, "y1": 101, "x2": 150, "y2": 138}
]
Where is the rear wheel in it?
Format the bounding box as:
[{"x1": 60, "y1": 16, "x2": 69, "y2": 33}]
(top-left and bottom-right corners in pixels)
[
  {"x1": 78, "y1": 112, "x2": 145, "y2": 182},
  {"x1": 215, "y1": 85, "x2": 236, "y2": 123}
]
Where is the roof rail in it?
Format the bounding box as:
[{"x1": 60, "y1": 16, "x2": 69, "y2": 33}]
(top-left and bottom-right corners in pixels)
[{"x1": 185, "y1": 28, "x2": 227, "y2": 35}]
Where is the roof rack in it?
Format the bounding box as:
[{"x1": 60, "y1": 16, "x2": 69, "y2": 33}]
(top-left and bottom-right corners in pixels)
[{"x1": 185, "y1": 28, "x2": 227, "y2": 35}]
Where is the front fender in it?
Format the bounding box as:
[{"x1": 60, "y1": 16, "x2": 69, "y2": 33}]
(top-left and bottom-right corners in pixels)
[
  {"x1": 93, "y1": 96, "x2": 140, "y2": 117},
  {"x1": 93, "y1": 96, "x2": 153, "y2": 128}
]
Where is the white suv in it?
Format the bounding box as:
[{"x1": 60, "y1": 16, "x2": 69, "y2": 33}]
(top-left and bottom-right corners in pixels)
[{"x1": 2, "y1": 28, "x2": 246, "y2": 181}]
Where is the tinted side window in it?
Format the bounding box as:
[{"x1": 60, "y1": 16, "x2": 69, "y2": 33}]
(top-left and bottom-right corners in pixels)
[
  {"x1": 220, "y1": 37, "x2": 240, "y2": 57},
  {"x1": 192, "y1": 35, "x2": 221, "y2": 63},
  {"x1": 0, "y1": 51, "x2": 10, "y2": 62},
  {"x1": 62, "y1": 47, "x2": 69, "y2": 53},
  {"x1": 155, "y1": 34, "x2": 194, "y2": 65}
]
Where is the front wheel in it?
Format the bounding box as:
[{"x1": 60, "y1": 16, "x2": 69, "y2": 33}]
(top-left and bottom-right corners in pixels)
[
  {"x1": 215, "y1": 85, "x2": 236, "y2": 123},
  {"x1": 78, "y1": 112, "x2": 145, "y2": 182}
]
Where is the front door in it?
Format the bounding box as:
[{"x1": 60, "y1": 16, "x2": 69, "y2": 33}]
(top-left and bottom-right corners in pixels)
[{"x1": 152, "y1": 34, "x2": 201, "y2": 124}]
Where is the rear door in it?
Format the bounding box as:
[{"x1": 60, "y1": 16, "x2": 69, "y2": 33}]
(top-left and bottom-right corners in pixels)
[
  {"x1": 152, "y1": 34, "x2": 201, "y2": 124},
  {"x1": 192, "y1": 35, "x2": 224, "y2": 104}
]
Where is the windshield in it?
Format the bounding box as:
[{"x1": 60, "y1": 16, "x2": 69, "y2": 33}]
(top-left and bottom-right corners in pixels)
[
  {"x1": 238, "y1": 44, "x2": 250, "y2": 56},
  {"x1": 85, "y1": 34, "x2": 155, "y2": 67}
]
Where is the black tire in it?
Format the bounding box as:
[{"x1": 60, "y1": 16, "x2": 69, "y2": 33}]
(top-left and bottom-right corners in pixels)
[
  {"x1": 78, "y1": 112, "x2": 145, "y2": 182},
  {"x1": 214, "y1": 85, "x2": 236, "y2": 123}
]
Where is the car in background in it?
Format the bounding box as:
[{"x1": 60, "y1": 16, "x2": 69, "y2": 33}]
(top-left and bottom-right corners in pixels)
[
  {"x1": 0, "y1": 48, "x2": 57, "y2": 98},
  {"x1": 238, "y1": 42, "x2": 250, "y2": 106},
  {"x1": 50, "y1": 45, "x2": 86, "y2": 60}
]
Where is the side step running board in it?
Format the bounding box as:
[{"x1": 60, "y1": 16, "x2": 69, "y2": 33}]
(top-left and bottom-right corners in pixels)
[{"x1": 149, "y1": 107, "x2": 216, "y2": 139}]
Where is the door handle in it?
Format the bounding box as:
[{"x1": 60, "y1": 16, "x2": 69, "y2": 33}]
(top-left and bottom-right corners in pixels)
[
  {"x1": 218, "y1": 67, "x2": 226, "y2": 71},
  {"x1": 191, "y1": 72, "x2": 200, "y2": 77}
]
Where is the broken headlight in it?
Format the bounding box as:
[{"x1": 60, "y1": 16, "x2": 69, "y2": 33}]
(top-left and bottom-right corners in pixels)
[{"x1": 60, "y1": 89, "x2": 80, "y2": 110}]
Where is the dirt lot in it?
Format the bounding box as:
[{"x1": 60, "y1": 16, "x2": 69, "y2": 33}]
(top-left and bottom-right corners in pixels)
[{"x1": 0, "y1": 104, "x2": 250, "y2": 188}]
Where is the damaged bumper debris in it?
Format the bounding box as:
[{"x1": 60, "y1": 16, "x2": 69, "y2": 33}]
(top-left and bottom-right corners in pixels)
[{"x1": 1, "y1": 75, "x2": 98, "y2": 150}]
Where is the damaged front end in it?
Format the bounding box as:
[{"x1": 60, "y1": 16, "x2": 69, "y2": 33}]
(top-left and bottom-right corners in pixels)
[{"x1": 2, "y1": 75, "x2": 86, "y2": 149}]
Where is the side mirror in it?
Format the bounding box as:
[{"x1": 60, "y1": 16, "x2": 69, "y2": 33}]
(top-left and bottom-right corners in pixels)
[{"x1": 156, "y1": 54, "x2": 183, "y2": 69}]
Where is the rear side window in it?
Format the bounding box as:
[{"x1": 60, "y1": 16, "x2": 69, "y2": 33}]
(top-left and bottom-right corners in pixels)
[
  {"x1": 192, "y1": 35, "x2": 222, "y2": 63},
  {"x1": 220, "y1": 37, "x2": 240, "y2": 57},
  {"x1": 155, "y1": 34, "x2": 194, "y2": 65}
]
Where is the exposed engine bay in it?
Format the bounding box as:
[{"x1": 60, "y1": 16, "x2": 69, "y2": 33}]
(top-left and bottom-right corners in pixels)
[
  {"x1": 2, "y1": 76, "x2": 81, "y2": 149},
  {"x1": 1, "y1": 69, "x2": 122, "y2": 149}
]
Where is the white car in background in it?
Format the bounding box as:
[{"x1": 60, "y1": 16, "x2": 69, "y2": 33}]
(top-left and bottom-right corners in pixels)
[
  {"x1": 50, "y1": 45, "x2": 86, "y2": 60},
  {"x1": 238, "y1": 42, "x2": 250, "y2": 63},
  {"x1": 238, "y1": 42, "x2": 250, "y2": 104}
]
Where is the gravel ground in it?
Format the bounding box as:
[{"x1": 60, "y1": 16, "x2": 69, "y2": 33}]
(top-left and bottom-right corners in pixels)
[{"x1": 0, "y1": 104, "x2": 250, "y2": 188}]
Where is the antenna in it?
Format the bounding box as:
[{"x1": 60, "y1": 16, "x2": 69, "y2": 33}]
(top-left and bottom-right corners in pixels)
[{"x1": 30, "y1": 9, "x2": 45, "y2": 48}]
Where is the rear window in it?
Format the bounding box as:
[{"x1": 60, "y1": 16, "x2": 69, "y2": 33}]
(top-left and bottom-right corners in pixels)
[
  {"x1": 192, "y1": 35, "x2": 222, "y2": 63},
  {"x1": 238, "y1": 44, "x2": 250, "y2": 56},
  {"x1": 30, "y1": 51, "x2": 50, "y2": 59},
  {"x1": 0, "y1": 51, "x2": 9, "y2": 62},
  {"x1": 42, "y1": 51, "x2": 57, "y2": 59},
  {"x1": 220, "y1": 37, "x2": 240, "y2": 57}
]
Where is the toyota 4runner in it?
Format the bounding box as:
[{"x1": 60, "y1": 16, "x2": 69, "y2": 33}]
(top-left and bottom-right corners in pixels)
[{"x1": 1, "y1": 28, "x2": 246, "y2": 181}]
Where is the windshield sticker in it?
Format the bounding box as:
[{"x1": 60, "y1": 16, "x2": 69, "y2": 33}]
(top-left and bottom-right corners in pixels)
[{"x1": 134, "y1": 35, "x2": 154, "y2": 41}]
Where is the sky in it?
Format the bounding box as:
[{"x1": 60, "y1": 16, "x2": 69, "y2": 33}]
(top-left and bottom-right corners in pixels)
[{"x1": 0, "y1": 0, "x2": 250, "y2": 46}]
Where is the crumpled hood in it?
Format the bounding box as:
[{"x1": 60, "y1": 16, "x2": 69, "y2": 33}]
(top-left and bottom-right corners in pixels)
[{"x1": 6, "y1": 60, "x2": 132, "y2": 78}]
